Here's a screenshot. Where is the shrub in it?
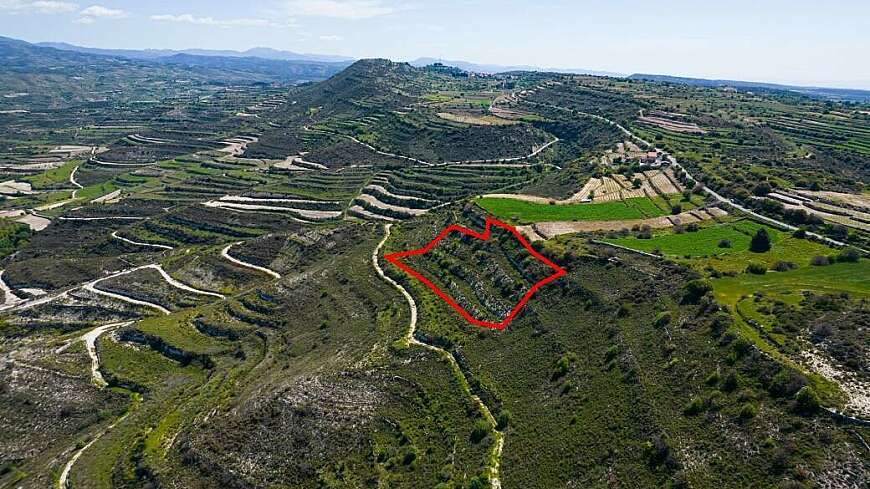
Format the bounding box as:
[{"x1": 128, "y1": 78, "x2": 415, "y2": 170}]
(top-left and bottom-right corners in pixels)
[
  {"x1": 654, "y1": 311, "x2": 672, "y2": 328},
  {"x1": 769, "y1": 370, "x2": 808, "y2": 398},
  {"x1": 794, "y1": 386, "x2": 820, "y2": 414},
  {"x1": 470, "y1": 420, "x2": 490, "y2": 443},
  {"x1": 772, "y1": 261, "x2": 797, "y2": 272},
  {"x1": 752, "y1": 182, "x2": 772, "y2": 196},
  {"x1": 704, "y1": 371, "x2": 721, "y2": 386},
  {"x1": 810, "y1": 255, "x2": 830, "y2": 266},
  {"x1": 671, "y1": 204, "x2": 682, "y2": 215},
  {"x1": 686, "y1": 223, "x2": 699, "y2": 232},
  {"x1": 496, "y1": 410, "x2": 512, "y2": 430},
  {"x1": 793, "y1": 228, "x2": 807, "y2": 239},
  {"x1": 683, "y1": 397, "x2": 704, "y2": 415},
  {"x1": 749, "y1": 228, "x2": 771, "y2": 253},
  {"x1": 552, "y1": 352, "x2": 575, "y2": 380},
  {"x1": 746, "y1": 262, "x2": 767, "y2": 275},
  {"x1": 739, "y1": 403, "x2": 758, "y2": 419},
  {"x1": 682, "y1": 279, "x2": 712, "y2": 304},
  {"x1": 731, "y1": 337, "x2": 752, "y2": 357},
  {"x1": 836, "y1": 247, "x2": 861, "y2": 263},
  {"x1": 721, "y1": 372, "x2": 738, "y2": 392},
  {"x1": 718, "y1": 239, "x2": 732, "y2": 248},
  {"x1": 402, "y1": 450, "x2": 417, "y2": 465},
  {"x1": 636, "y1": 225, "x2": 652, "y2": 239}
]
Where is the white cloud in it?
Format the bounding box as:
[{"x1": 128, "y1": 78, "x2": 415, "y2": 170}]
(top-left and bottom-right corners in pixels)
[
  {"x1": 285, "y1": 0, "x2": 397, "y2": 19},
  {"x1": 79, "y1": 4, "x2": 127, "y2": 18},
  {"x1": 319, "y1": 34, "x2": 343, "y2": 41},
  {"x1": 150, "y1": 13, "x2": 285, "y2": 28},
  {"x1": 0, "y1": 0, "x2": 78, "y2": 14},
  {"x1": 72, "y1": 15, "x2": 93, "y2": 23}
]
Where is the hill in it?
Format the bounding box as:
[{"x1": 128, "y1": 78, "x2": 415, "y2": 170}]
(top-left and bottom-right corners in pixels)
[
  {"x1": 410, "y1": 56, "x2": 623, "y2": 77},
  {"x1": 629, "y1": 73, "x2": 870, "y2": 102},
  {"x1": 0, "y1": 42, "x2": 868, "y2": 489}
]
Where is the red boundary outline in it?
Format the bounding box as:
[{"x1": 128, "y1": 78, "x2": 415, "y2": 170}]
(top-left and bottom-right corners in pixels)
[{"x1": 384, "y1": 216, "x2": 567, "y2": 330}]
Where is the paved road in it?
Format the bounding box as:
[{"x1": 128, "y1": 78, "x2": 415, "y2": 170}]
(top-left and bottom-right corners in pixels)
[{"x1": 509, "y1": 93, "x2": 861, "y2": 251}]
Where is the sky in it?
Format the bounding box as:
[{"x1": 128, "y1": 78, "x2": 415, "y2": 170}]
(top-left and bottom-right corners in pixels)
[{"x1": 1, "y1": 0, "x2": 869, "y2": 89}]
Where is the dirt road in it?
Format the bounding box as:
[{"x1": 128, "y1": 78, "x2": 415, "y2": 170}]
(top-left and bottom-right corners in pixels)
[
  {"x1": 373, "y1": 224, "x2": 504, "y2": 488},
  {"x1": 221, "y1": 242, "x2": 281, "y2": 279}
]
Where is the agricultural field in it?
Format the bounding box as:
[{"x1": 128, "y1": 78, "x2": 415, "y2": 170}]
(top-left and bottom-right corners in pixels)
[
  {"x1": 476, "y1": 195, "x2": 667, "y2": 223},
  {"x1": 603, "y1": 219, "x2": 837, "y2": 271},
  {"x1": 1, "y1": 36, "x2": 868, "y2": 489}
]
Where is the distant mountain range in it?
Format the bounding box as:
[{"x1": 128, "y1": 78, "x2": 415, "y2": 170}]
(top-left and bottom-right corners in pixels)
[
  {"x1": 409, "y1": 57, "x2": 624, "y2": 77},
  {"x1": 36, "y1": 42, "x2": 354, "y2": 63},
  {"x1": 18, "y1": 40, "x2": 870, "y2": 102},
  {"x1": 628, "y1": 74, "x2": 870, "y2": 103},
  {"x1": 0, "y1": 36, "x2": 350, "y2": 87}
]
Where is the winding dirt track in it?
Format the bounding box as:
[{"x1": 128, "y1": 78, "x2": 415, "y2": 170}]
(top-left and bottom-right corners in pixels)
[
  {"x1": 82, "y1": 321, "x2": 134, "y2": 387},
  {"x1": 221, "y1": 242, "x2": 281, "y2": 279},
  {"x1": 0, "y1": 270, "x2": 23, "y2": 307},
  {"x1": 69, "y1": 164, "x2": 83, "y2": 198},
  {"x1": 373, "y1": 224, "x2": 504, "y2": 488},
  {"x1": 85, "y1": 264, "x2": 225, "y2": 314},
  {"x1": 57, "y1": 408, "x2": 133, "y2": 489},
  {"x1": 304, "y1": 125, "x2": 558, "y2": 168},
  {"x1": 111, "y1": 231, "x2": 174, "y2": 250}
]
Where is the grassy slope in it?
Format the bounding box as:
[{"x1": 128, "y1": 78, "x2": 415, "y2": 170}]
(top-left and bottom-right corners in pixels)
[
  {"x1": 605, "y1": 220, "x2": 836, "y2": 273},
  {"x1": 382, "y1": 209, "x2": 866, "y2": 488}
]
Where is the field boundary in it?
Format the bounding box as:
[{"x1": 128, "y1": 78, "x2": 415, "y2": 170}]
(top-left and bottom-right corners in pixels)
[{"x1": 384, "y1": 216, "x2": 566, "y2": 329}]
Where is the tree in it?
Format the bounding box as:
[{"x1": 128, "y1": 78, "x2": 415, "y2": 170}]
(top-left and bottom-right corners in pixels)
[
  {"x1": 749, "y1": 228, "x2": 771, "y2": 253},
  {"x1": 752, "y1": 182, "x2": 772, "y2": 197}
]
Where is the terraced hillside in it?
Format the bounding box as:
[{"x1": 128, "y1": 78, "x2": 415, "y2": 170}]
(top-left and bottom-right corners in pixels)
[{"x1": 1, "y1": 43, "x2": 868, "y2": 489}]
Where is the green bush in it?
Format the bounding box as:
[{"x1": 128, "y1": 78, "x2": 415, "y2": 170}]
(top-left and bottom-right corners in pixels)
[
  {"x1": 470, "y1": 419, "x2": 490, "y2": 443},
  {"x1": 467, "y1": 474, "x2": 490, "y2": 489},
  {"x1": 745, "y1": 262, "x2": 767, "y2": 275},
  {"x1": 683, "y1": 397, "x2": 704, "y2": 415},
  {"x1": 749, "y1": 228, "x2": 771, "y2": 253},
  {"x1": 721, "y1": 372, "x2": 738, "y2": 392},
  {"x1": 739, "y1": 403, "x2": 758, "y2": 419},
  {"x1": 705, "y1": 371, "x2": 721, "y2": 386},
  {"x1": 682, "y1": 279, "x2": 712, "y2": 304},
  {"x1": 836, "y1": 247, "x2": 861, "y2": 263},
  {"x1": 654, "y1": 311, "x2": 672, "y2": 328},
  {"x1": 496, "y1": 410, "x2": 512, "y2": 430},
  {"x1": 794, "y1": 386, "x2": 820, "y2": 414},
  {"x1": 772, "y1": 260, "x2": 797, "y2": 271}
]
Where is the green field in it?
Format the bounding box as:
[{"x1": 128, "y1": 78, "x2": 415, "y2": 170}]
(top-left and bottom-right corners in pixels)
[
  {"x1": 605, "y1": 220, "x2": 759, "y2": 256},
  {"x1": 475, "y1": 196, "x2": 667, "y2": 223},
  {"x1": 21, "y1": 160, "x2": 79, "y2": 189},
  {"x1": 712, "y1": 260, "x2": 870, "y2": 304},
  {"x1": 605, "y1": 219, "x2": 836, "y2": 273}
]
